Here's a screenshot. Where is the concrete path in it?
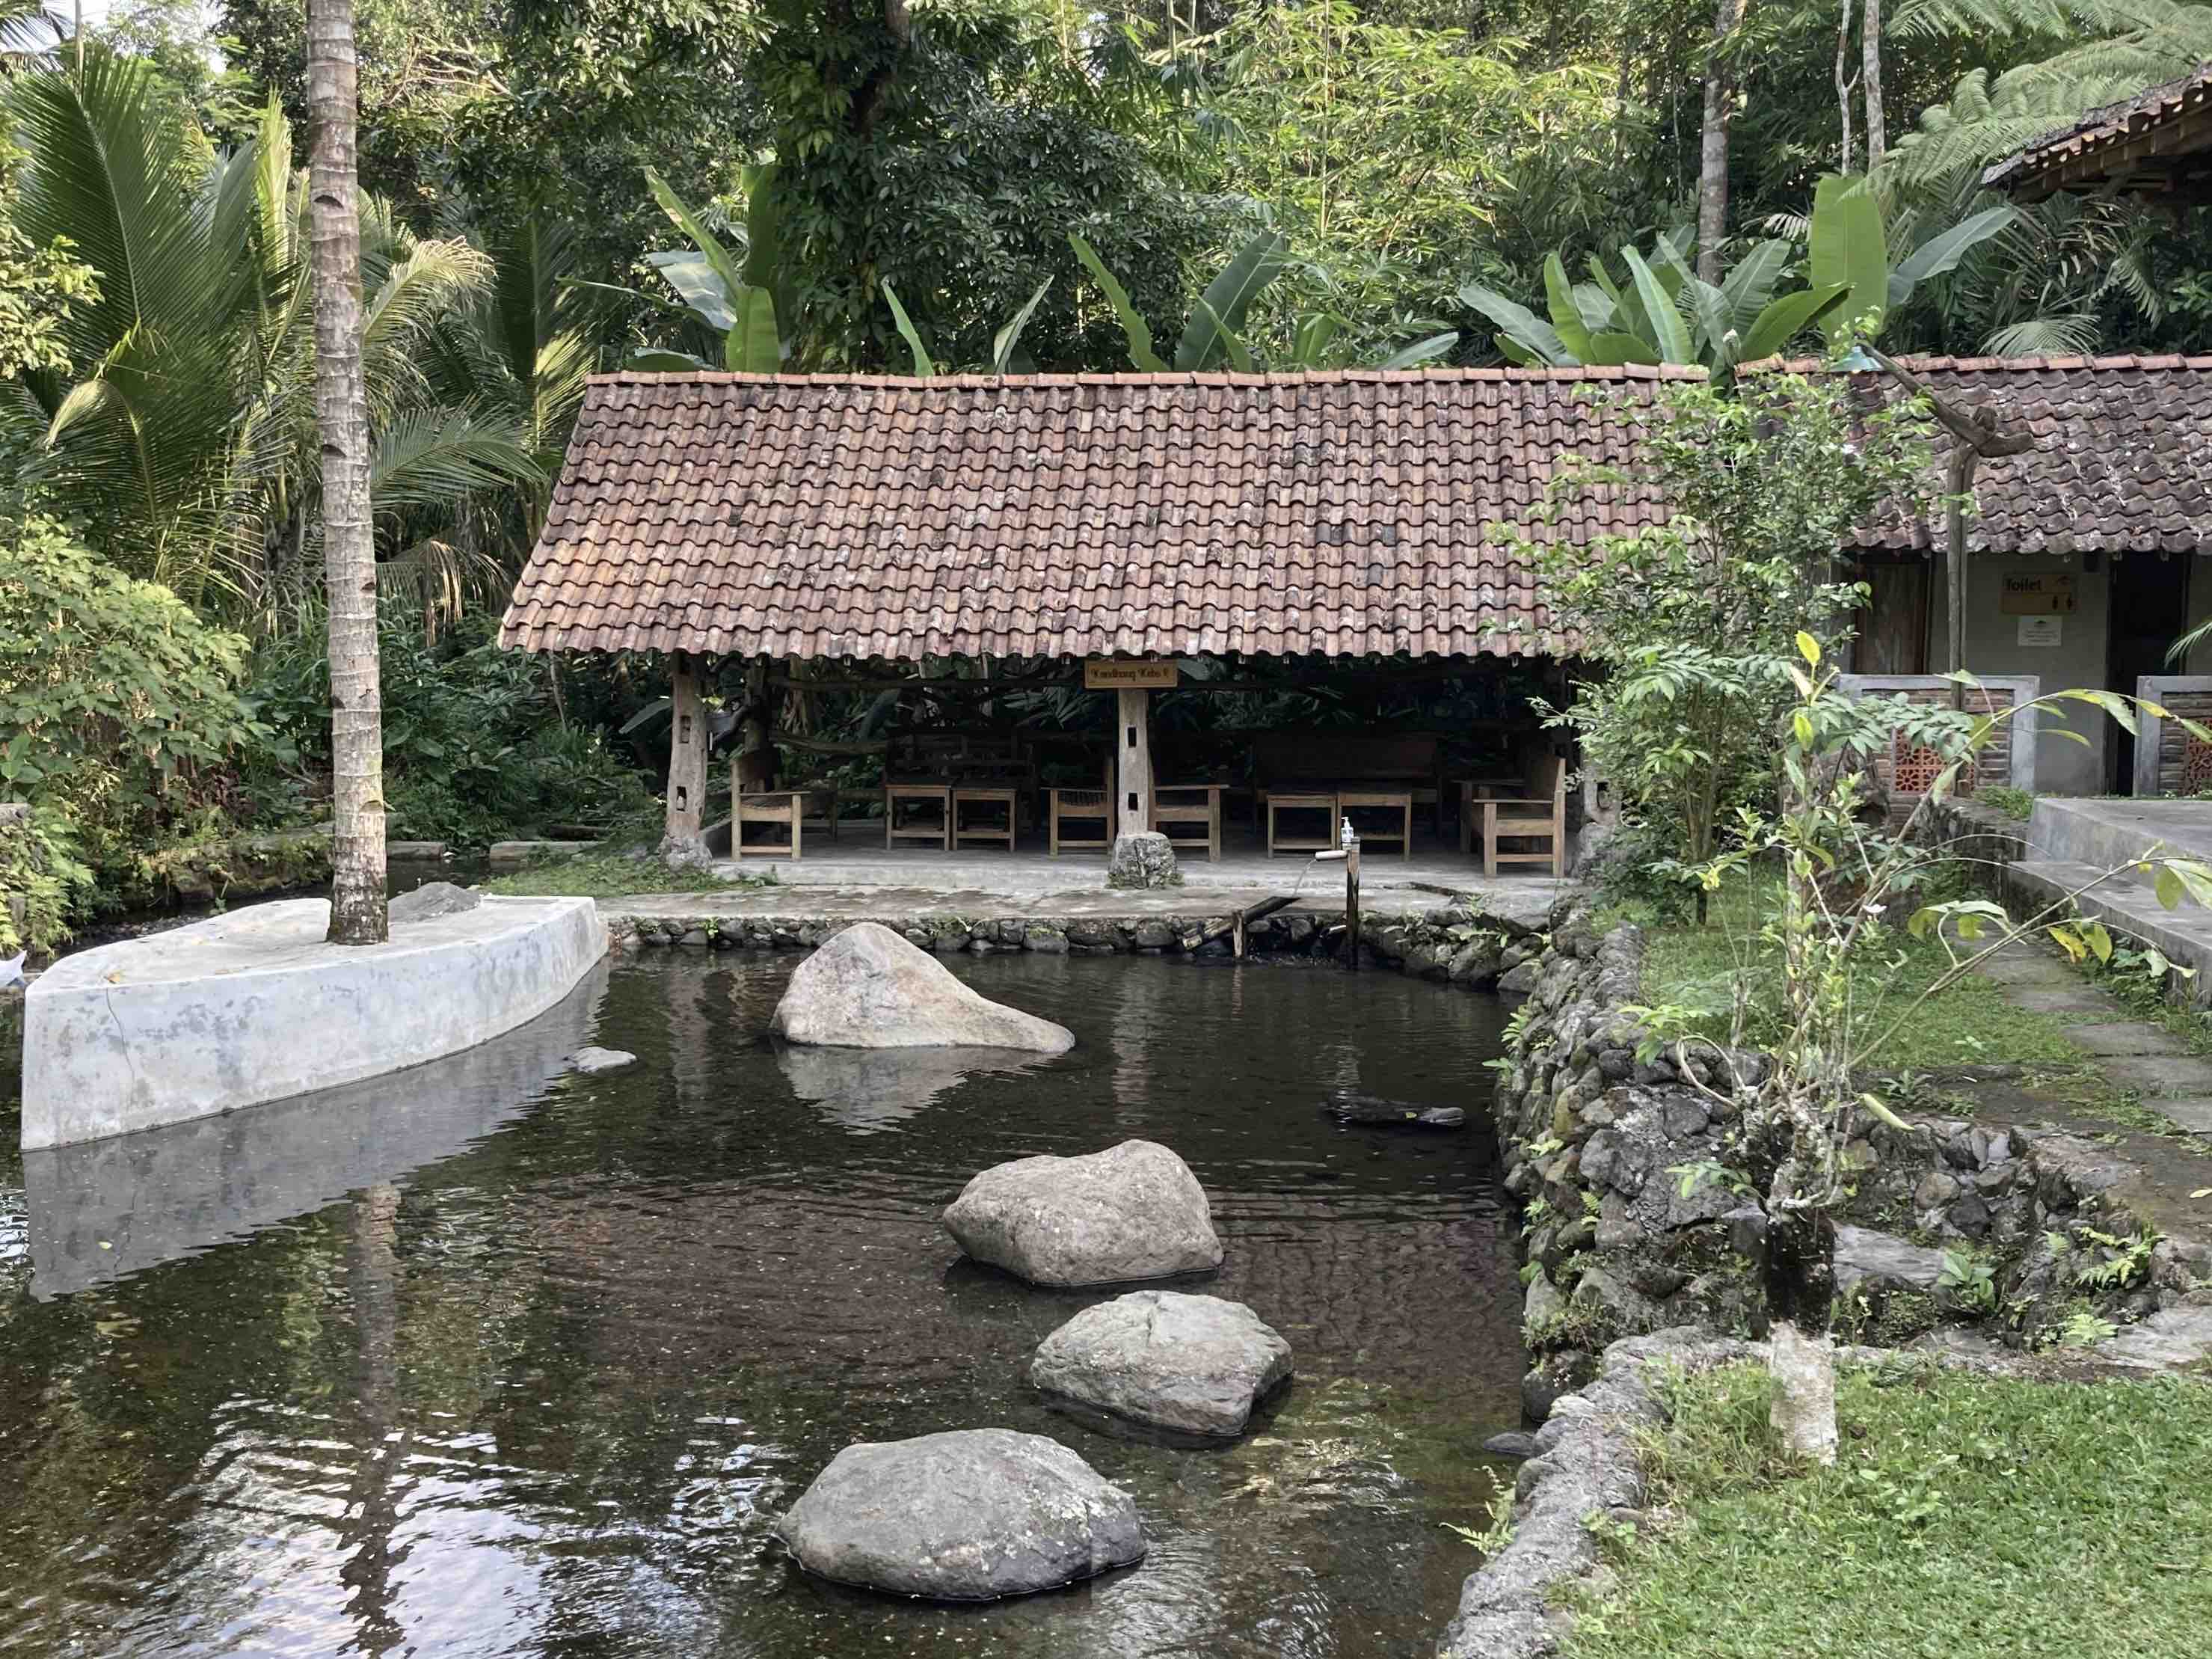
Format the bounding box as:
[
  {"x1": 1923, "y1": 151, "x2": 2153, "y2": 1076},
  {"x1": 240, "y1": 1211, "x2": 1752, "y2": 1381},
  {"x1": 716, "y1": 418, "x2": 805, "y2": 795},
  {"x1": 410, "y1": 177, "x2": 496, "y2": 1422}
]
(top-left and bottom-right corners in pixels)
[{"x1": 1971, "y1": 938, "x2": 2212, "y2": 1135}]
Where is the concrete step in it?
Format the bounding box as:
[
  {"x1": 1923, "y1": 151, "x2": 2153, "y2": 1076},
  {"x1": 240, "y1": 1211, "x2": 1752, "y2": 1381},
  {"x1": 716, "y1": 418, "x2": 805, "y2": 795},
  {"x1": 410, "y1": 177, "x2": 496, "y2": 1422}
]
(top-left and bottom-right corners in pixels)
[
  {"x1": 2008, "y1": 857, "x2": 2212, "y2": 1002},
  {"x1": 2027, "y1": 797, "x2": 2212, "y2": 871}
]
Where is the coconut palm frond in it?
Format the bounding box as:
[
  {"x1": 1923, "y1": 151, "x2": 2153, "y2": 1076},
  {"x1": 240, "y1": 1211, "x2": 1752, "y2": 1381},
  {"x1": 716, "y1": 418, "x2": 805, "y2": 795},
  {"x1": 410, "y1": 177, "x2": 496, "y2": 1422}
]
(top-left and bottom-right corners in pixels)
[
  {"x1": 369, "y1": 407, "x2": 542, "y2": 518},
  {"x1": 1984, "y1": 313, "x2": 2104, "y2": 355}
]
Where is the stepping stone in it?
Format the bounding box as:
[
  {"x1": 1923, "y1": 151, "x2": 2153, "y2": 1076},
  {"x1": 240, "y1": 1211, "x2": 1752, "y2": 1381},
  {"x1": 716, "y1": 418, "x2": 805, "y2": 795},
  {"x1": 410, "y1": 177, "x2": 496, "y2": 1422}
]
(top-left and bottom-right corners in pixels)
[
  {"x1": 775, "y1": 1428, "x2": 1144, "y2": 1601},
  {"x1": 1031, "y1": 1291, "x2": 1291, "y2": 1438},
  {"x1": 2151, "y1": 1098, "x2": 2212, "y2": 1135},
  {"x1": 568, "y1": 1046, "x2": 637, "y2": 1073},
  {"x1": 2062, "y1": 1023, "x2": 2189, "y2": 1058},
  {"x1": 2008, "y1": 989, "x2": 2125, "y2": 1015},
  {"x1": 2101, "y1": 1055, "x2": 2212, "y2": 1098},
  {"x1": 1973, "y1": 957, "x2": 2080, "y2": 989},
  {"x1": 944, "y1": 1139, "x2": 1223, "y2": 1287}
]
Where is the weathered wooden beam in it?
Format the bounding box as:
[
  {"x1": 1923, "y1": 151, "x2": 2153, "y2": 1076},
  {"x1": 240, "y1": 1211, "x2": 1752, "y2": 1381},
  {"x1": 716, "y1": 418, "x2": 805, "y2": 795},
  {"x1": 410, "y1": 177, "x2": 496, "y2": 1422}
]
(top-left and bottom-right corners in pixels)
[
  {"x1": 1116, "y1": 687, "x2": 1152, "y2": 842},
  {"x1": 1177, "y1": 895, "x2": 1296, "y2": 955},
  {"x1": 662, "y1": 651, "x2": 708, "y2": 856}
]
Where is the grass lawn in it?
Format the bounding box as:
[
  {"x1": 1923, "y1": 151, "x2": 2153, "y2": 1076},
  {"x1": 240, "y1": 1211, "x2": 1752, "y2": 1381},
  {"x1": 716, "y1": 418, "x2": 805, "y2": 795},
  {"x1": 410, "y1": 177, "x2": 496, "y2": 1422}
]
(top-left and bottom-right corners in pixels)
[
  {"x1": 479, "y1": 852, "x2": 769, "y2": 898},
  {"x1": 1630, "y1": 880, "x2": 2089, "y2": 1073},
  {"x1": 1563, "y1": 1362, "x2": 2212, "y2": 1659}
]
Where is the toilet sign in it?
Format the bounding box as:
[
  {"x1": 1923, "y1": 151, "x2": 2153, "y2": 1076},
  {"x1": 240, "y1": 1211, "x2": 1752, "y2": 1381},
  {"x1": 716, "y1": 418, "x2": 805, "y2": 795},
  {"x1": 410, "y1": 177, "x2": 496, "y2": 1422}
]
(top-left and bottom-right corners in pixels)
[{"x1": 2000, "y1": 574, "x2": 2076, "y2": 615}]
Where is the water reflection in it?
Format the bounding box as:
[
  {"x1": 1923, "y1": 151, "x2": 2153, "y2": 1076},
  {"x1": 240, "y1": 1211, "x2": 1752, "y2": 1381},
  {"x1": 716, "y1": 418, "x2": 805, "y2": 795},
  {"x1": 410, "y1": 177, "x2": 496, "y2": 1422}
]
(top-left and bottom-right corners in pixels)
[
  {"x1": 0, "y1": 955, "x2": 1523, "y2": 1659},
  {"x1": 775, "y1": 1041, "x2": 1051, "y2": 1134},
  {"x1": 19, "y1": 963, "x2": 606, "y2": 1298}
]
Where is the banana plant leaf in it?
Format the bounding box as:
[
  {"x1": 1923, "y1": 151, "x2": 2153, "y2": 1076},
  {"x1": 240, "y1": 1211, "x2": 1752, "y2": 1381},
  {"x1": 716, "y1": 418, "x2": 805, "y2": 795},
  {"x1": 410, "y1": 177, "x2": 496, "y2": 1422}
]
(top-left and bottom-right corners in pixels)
[
  {"x1": 1720, "y1": 240, "x2": 1795, "y2": 337},
  {"x1": 990, "y1": 277, "x2": 1053, "y2": 375},
  {"x1": 1620, "y1": 247, "x2": 1695, "y2": 367},
  {"x1": 1737, "y1": 283, "x2": 1851, "y2": 363},
  {"x1": 1887, "y1": 205, "x2": 2015, "y2": 311},
  {"x1": 1068, "y1": 233, "x2": 1167, "y2": 372},
  {"x1": 1378, "y1": 330, "x2": 1458, "y2": 369},
  {"x1": 882, "y1": 282, "x2": 937, "y2": 377},
  {"x1": 1542, "y1": 254, "x2": 1593, "y2": 362},
  {"x1": 1175, "y1": 230, "x2": 1289, "y2": 372},
  {"x1": 724, "y1": 285, "x2": 781, "y2": 374},
  {"x1": 1809, "y1": 174, "x2": 1888, "y2": 343},
  {"x1": 1457, "y1": 280, "x2": 1575, "y2": 367}
]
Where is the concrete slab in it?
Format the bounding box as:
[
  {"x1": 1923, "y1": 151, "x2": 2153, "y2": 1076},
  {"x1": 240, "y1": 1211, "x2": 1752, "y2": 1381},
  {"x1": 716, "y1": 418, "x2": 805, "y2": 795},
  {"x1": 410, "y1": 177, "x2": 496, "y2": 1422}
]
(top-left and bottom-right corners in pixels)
[
  {"x1": 2099, "y1": 1054, "x2": 2212, "y2": 1098},
  {"x1": 2007, "y1": 858, "x2": 2212, "y2": 1002},
  {"x1": 2147, "y1": 1097, "x2": 2212, "y2": 1135},
  {"x1": 21, "y1": 895, "x2": 606, "y2": 1150},
  {"x1": 2005, "y1": 989, "x2": 2122, "y2": 1014},
  {"x1": 19, "y1": 961, "x2": 610, "y2": 1297},
  {"x1": 2059, "y1": 1022, "x2": 2190, "y2": 1057},
  {"x1": 2028, "y1": 797, "x2": 2212, "y2": 870}
]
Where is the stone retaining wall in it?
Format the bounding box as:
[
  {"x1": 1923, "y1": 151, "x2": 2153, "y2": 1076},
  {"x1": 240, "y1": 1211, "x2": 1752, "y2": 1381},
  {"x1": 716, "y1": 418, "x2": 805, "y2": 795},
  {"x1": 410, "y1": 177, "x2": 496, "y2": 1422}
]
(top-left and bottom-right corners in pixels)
[
  {"x1": 1493, "y1": 910, "x2": 2209, "y2": 1402},
  {"x1": 609, "y1": 898, "x2": 1555, "y2": 987}
]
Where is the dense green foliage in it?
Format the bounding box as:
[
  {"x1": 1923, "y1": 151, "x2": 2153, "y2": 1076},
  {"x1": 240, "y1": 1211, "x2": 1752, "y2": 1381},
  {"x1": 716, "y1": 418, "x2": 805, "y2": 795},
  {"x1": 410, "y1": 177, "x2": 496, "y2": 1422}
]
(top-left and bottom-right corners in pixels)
[
  {"x1": 0, "y1": 515, "x2": 278, "y2": 896},
  {"x1": 1564, "y1": 1363, "x2": 2212, "y2": 1658}
]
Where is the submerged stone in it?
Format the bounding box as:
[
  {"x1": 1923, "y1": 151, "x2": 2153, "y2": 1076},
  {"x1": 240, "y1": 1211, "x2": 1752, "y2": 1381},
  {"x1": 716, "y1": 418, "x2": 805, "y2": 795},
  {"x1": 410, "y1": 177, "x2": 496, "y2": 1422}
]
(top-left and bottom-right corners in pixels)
[
  {"x1": 769, "y1": 922, "x2": 1074, "y2": 1052},
  {"x1": 775, "y1": 1427, "x2": 1145, "y2": 1601},
  {"x1": 568, "y1": 1046, "x2": 637, "y2": 1074},
  {"x1": 1031, "y1": 1290, "x2": 1291, "y2": 1438},
  {"x1": 944, "y1": 1138, "x2": 1223, "y2": 1286}
]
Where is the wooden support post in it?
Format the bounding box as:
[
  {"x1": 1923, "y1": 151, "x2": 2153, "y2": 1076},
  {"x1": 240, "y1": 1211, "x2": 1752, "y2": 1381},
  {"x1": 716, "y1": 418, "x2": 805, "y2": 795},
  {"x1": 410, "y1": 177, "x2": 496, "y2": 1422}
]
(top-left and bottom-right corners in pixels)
[
  {"x1": 1116, "y1": 687, "x2": 1153, "y2": 843},
  {"x1": 737, "y1": 657, "x2": 776, "y2": 791},
  {"x1": 663, "y1": 651, "x2": 708, "y2": 857},
  {"x1": 1344, "y1": 835, "x2": 1361, "y2": 972}
]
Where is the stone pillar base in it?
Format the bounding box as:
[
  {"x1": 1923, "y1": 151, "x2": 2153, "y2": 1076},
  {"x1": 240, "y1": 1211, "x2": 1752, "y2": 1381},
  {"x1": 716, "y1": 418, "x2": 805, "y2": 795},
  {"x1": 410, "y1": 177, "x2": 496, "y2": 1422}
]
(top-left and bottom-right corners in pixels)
[{"x1": 1107, "y1": 832, "x2": 1181, "y2": 889}]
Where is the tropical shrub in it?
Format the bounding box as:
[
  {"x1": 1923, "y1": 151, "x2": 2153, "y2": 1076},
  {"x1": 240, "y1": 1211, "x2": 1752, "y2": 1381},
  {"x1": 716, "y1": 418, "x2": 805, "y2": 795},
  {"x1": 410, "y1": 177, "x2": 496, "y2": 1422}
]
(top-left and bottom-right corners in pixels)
[
  {"x1": 0, "y1": 515, "x2": 283, "y2": 892},
  {"x1": 1508, "y1": 372, "x2": 1938, "y2": 911}
]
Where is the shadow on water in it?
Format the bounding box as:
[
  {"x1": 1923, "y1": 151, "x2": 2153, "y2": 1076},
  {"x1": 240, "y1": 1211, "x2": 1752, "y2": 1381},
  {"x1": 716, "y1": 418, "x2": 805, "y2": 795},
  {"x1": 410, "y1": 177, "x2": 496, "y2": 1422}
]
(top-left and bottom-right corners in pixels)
[{"x1": 0, "y1": 952, "x2": 1525, "y2": 1659}]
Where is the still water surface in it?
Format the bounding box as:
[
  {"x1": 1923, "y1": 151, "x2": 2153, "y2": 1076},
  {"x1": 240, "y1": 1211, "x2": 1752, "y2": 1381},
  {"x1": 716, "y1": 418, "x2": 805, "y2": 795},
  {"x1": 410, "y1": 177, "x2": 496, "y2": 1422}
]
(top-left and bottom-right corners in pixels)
[{"x1": 0, "y1": 954, "x2": 1520, "y2": 1658}]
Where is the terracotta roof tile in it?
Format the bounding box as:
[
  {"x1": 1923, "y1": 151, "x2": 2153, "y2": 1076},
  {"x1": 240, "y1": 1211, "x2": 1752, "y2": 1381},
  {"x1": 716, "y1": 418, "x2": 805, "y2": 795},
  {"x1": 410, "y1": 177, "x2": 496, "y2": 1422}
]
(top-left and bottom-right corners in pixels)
[
  {"x1": 1742, "y1": 355, "x2": 2212, "y2": 556},
  {"x1": 501, "y1": 367, "x2": 1696, "y2": 660},
  {"x1": 1982, "y1": 62, "x2": 2212, "y2": 191}
]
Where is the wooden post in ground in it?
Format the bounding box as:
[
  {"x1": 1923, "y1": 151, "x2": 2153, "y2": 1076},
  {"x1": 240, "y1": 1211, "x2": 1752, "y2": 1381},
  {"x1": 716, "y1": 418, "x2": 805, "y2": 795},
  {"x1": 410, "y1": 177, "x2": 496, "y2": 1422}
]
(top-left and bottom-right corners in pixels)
[
  {"x1": 663, "y1": 651, "x2": 708, "y2": 856},
  {"x1": 1344, "y1": 834, "x2": 1361, "y2": 971},
  {"x1": 1116, "y1": 687, "x2": 1153, "y2": 843}
]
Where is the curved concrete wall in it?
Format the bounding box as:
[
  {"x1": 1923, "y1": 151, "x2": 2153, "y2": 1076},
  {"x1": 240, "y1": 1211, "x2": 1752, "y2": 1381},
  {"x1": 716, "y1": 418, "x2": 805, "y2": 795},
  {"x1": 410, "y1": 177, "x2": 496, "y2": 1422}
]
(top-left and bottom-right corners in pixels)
[{"x1": 21, "y1": 895, "x2": 606, "y2": 1150}]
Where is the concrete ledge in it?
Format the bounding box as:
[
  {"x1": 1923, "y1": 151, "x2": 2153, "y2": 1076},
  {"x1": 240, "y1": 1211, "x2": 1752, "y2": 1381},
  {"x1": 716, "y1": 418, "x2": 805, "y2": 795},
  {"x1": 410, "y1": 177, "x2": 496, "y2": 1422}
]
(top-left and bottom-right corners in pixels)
[
  {"x1": 2007, "y1": 858, "x2": 2212, "y2": 1005},
  {"x1": 20, "y1": 961, "x2": 609, "y2": 1297},
  {"x1": 21, "y1": 895, "x2": 606, "y2": 1150}
]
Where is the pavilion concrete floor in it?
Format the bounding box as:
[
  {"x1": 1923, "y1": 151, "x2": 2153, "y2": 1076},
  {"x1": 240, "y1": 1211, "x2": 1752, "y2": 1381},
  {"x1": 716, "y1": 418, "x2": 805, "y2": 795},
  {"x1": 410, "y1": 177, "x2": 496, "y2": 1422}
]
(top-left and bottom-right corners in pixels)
[{"x1": 603, "y1": 820, "x2": 1577, "y2": 936}]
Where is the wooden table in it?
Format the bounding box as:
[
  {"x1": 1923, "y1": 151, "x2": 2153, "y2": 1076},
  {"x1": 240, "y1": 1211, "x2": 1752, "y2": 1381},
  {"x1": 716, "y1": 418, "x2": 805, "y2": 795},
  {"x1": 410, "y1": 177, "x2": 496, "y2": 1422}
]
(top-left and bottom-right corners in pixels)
[
  {"x1": 1338, "y1": 788, "x2": 1413, "y2": 858},
  {"x1": 885, "y1": 783, "x2": 951, "y2": 850},
  {"x1": 952, "y1": 786, "x2": 1019, "y2": 850},
  {"x1": 1265, "y1": 791, "x2": 1339, "y2": 856}
]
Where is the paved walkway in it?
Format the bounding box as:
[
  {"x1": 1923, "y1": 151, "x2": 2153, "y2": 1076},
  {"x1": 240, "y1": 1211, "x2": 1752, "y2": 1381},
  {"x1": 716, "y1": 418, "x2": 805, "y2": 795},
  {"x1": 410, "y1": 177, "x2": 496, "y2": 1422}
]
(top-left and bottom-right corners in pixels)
[{"x1": 1972, "y1": 939, "x2": 2212, "y2": 1136}]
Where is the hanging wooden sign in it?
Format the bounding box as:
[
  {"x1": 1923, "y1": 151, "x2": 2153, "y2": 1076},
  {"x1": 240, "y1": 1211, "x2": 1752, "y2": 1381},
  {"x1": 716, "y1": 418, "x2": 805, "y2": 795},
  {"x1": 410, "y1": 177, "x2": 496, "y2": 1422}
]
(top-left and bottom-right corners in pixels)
[
  {"x1": 1999, "y1": 573, "x2": 2076, "y2": 615},
  {"x1": 1084, "y1": 659, "x2": 1179, "y2": 690}
]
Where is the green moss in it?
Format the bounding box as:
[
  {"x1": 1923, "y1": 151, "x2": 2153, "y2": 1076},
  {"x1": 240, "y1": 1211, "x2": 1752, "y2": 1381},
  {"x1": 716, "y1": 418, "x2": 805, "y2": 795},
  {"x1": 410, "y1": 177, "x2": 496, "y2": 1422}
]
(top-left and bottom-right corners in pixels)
[
  {"x1": 1561, "y1": 1364, "x2": 2212, "y2": 1659},
  {"x1": 479, "y1": 853, "x2": 770, "y2": 898}
]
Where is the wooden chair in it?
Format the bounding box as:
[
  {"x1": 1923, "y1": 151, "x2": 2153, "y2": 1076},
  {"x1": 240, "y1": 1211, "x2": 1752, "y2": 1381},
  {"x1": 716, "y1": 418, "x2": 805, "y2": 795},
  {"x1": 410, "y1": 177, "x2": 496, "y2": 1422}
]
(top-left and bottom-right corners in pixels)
[
  {"x1": 1048, "y1": 760, "x2": 1113, "y2": 856},
  {"x1": 1151, "y1": 783, "x2": 1222, "y2": 862},
  {"x1": 732, "y1": 789, "x2": 832, "y2": 859},
  {"x1": 1478, "y1": 755, "x2": 1567, "y2": 878}
]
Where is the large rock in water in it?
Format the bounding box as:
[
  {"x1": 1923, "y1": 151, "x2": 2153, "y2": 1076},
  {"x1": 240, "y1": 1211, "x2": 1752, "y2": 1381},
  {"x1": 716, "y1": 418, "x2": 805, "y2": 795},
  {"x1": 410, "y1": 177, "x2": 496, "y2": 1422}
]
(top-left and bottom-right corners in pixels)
[
  {"x1": 1031, "y1": 1290, "x2": 1291, "y2": 1438},
  {"x1": 775, "y1": 1428, "x2": 1145, "y2": 1600},
  {"x1": 770, "y1": 922, "x2": 1074, "y2": 1052},
  {"x1": 944, "y1": 1138, "x2": 1223, "y2": 1286}
]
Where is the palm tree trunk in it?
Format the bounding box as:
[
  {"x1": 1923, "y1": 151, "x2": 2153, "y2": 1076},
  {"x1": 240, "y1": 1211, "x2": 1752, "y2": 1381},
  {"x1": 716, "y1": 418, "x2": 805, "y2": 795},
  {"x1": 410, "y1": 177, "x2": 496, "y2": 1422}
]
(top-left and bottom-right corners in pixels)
[
  {"x1": 1695, "y1": 0, "x2": 1747, "y2": 282},
  {"x1": 1861, "y1": 0, "x2": 1885, "y2": 166},
  {"x1": 309, "y1": 0, "x2": 387, "y2": 945}
]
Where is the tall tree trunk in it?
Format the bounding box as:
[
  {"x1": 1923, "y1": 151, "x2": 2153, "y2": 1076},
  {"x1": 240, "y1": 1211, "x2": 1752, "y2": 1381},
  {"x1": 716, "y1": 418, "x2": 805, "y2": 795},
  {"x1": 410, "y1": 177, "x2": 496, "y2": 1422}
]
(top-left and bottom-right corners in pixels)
[
  {"x1": 1834, "y1": 4, "x2": 1857, "y2": 174},
  {"x1": 309, "y1": 0, "x2": 387, "y2": 945},
  {"x1": 1695, "y1": 0, "x2": 1748, "y2": 282},
  {"x1": 1862, "y1": 0, "x2": 1886, "y2": 166}
]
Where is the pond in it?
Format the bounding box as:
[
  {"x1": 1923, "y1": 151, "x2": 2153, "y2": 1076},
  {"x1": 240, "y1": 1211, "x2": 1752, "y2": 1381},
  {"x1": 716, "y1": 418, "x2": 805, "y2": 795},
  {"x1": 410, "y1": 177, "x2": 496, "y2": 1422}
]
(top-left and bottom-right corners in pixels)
[{"x1": 0, "y1": 953, "x2": 1523, "y2": 1658}]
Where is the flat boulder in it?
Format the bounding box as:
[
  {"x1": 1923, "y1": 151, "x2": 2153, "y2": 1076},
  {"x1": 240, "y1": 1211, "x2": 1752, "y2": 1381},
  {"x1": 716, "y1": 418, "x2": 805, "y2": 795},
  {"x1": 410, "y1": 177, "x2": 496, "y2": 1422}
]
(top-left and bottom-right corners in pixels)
[
  {"x1": 944, "y1": 1139, "x2": 1223, "y2": 1286},
  {"x1": 775, "y1": 1428, "x2": 1144, "y2": 1600},
  {"x1": 770, "y1": 922, "x2": 1074, "y2": 1052},
  {"x1": 1031, "y1": 1290, "x2": 1291, "y2": 1438}
]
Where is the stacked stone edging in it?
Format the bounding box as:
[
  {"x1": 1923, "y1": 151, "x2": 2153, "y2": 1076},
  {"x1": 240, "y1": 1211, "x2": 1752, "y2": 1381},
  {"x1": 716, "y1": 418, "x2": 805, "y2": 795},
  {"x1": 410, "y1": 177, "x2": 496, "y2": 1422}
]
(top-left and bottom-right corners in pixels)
[
  {"x1": 609, "y1": 899, "x2": 1550, "y2": 988},
  {"x1": 1439, "y1": 1328, "x2": 1751, "y2": 1659},
  {"x1": 1496, "y1": 911, "x2": 2211, "y2": 1386}
]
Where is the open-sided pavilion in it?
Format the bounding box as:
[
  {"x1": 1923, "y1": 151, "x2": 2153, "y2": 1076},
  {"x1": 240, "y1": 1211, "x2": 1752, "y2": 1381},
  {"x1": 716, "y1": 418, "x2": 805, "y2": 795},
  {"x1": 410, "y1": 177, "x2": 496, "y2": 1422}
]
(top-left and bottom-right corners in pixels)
[{"x1": 499, "y1": 365, "x2": 1695, "y2": 891}]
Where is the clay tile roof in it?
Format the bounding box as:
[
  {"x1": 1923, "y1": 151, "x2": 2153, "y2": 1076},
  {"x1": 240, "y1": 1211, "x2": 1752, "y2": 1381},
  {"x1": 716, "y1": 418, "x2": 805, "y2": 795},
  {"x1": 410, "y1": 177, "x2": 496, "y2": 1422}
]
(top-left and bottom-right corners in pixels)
[
  {"x1": 1982, "y1": 62, "x2": 2212, "y2": 196},
  {"x1": 1741, "y1": 354, "x2": 2212, "y2": 556},
  {"x1": 500, "y1": 367, "x2": 1702, "y2": 661}
]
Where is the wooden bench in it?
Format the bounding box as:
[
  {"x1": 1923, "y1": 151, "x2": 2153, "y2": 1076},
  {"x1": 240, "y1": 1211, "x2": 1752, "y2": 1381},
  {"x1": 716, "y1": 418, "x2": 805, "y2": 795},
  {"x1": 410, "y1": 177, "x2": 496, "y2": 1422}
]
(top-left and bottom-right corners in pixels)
[
  {"x1": 731, "y1": 789, "x2": 835, "y2": 859},
  {"x1": 1253, "y1": 732, "x2": 1446, "y2": 838}
]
